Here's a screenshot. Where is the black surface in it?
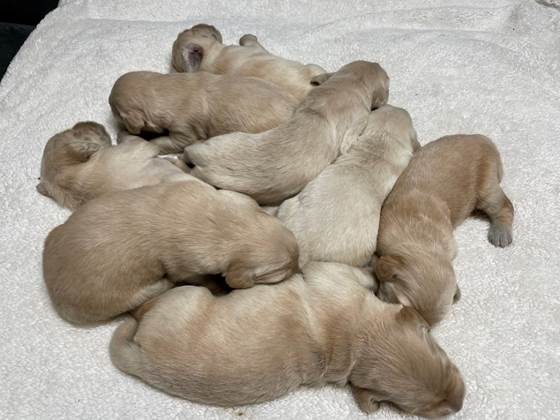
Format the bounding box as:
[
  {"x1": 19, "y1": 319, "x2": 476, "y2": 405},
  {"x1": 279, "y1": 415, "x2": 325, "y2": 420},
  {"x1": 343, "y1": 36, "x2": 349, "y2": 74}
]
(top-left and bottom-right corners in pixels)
[
  {"x1": 0, "y1": 0, "x2": 59, "y2": 25},
  {"x1": 0, "y1": 22, "x2": 34, "y2": 80},
  {"x1": 0, "y1": 0, "x2": 59, "y2": 80}
]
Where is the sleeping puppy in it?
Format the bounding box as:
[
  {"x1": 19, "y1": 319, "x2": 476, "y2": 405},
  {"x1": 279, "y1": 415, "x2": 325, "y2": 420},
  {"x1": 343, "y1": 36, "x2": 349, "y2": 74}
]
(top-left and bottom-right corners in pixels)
[
  {"x1": 277, "y1": 105, "x2": 419, "y2": 267},
  {"x1": 171, "y1": 23, "x2": 326, "y2": 101},
  {"x1": 109, "y1": 71, "x2": 298, "y2": 154},
  {"x1": 184, "y1": 61, "x2": 390, "y2": 205},
  {"x1": 110, "y1": 262, "x2": 465, "y2": 417},
  {"x1": 43, "y1": 181, "x2": 299, "y2": 324},
  {"x1": 375, "y1": 135, "x2": 514, "y2": 325},
  {"x1": 37, "y1": 122, "x2": 190, "y2": 210}
]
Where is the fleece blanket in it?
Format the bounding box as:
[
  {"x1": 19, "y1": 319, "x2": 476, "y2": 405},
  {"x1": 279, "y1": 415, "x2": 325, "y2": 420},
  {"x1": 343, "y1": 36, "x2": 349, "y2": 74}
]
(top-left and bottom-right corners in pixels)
[{"x1": 1, "y1": 0, "x2": 559, "y2": 418}]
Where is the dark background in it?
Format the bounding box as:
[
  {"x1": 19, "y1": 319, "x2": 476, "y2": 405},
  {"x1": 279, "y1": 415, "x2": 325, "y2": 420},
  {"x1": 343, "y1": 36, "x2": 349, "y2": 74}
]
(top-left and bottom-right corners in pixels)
[{"x1": 0, "y1": 0, "x2": 59, "y2": 80}]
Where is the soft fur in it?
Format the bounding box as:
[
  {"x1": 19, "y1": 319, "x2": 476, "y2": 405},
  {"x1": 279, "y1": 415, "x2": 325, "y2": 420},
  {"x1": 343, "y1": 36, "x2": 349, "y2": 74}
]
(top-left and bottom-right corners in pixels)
[
  {"x1": 277, "y1": 105, "x2": 419, "y2": 267},
  {"x1": 110, "y1": 262, "x2": 465, "y2": 417},
  {"x1": 171, "y1": 23, "x2": 326, "y2": 101},
  {"x1": 43, "y1": 181, "x2": 299, "y2": 324},
  {"x1": 109, "y1": 71, "x2": 298, "y2": 154},
  {"x1": 37, "y1": 122, "x2": 191, "y2": 210},
  {"x1": 184, "y1": 61, "x2": 390, "y2": 205},
  {"x1": 375, "y1": 135, "x2": 514, "y2": 325}
]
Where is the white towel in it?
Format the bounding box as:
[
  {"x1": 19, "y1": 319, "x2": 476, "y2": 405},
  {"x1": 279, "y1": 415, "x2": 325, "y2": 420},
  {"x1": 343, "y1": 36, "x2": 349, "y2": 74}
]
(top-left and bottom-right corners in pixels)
[{"x1": 1, "y1": 0, "x2": 559, "y2": 418}]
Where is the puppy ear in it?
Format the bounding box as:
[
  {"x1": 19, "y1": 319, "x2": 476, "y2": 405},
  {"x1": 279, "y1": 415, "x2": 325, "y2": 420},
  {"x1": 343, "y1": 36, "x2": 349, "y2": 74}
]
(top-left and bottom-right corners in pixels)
[
  {"x1": 374, "y1": 255, "x2": 404, "y2": 282},
  {"x1": 181, "y1": 43, "x2": 203, "y2": 72},
  {"x1": 310, "y1": 72, "x2": 333, "y2": 86},
  {"x1": 36, "y1": 182, "x2": 50, "y2": 197},
  {"x1": 121, "y1": 110, "x2": 144, "y2": 135},
  {"x1": 371, "y1": 76, "x2": 390, "y2": 109},
  {"x1": 65, "y1": 141, "x2": 101, "y2": 162}
]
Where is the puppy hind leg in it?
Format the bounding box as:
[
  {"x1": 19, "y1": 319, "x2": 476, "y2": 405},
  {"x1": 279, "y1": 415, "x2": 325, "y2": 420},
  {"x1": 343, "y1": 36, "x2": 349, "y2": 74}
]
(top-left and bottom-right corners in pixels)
[{"x1": 477, "y1": 184, "x2": 514, "y2": 248}]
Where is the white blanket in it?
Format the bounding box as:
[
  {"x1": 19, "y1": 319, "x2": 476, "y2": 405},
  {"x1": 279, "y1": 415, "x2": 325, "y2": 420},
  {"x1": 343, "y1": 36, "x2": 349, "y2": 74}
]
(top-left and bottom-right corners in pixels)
[{"x1": 1, "y1": 0, "x2": 559, "y2": 418}]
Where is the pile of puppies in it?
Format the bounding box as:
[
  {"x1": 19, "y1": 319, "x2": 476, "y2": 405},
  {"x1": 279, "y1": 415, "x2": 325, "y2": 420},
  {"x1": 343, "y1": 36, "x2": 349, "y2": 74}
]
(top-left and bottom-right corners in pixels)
[{"x1": 37, "y1": 23, "x2": 514, "y2": 417}]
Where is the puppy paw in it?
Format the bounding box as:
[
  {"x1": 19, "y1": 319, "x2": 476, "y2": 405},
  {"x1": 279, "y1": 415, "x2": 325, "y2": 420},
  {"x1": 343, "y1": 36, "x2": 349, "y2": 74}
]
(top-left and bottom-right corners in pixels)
[
  {"x1": 239, "y1": 34, "x2": 258, "y2": 45},
  {"x1": 488, "y1": 223, "x2": 513, "y2": 248},
  {"x1": 359, "y1": 399, "x2": 380, "y2": 414}
]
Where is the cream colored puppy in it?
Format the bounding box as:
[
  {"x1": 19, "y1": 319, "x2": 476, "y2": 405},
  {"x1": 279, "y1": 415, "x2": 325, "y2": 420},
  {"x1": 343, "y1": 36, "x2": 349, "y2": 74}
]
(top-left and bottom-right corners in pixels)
[
  {"x1": 171, "y1": 23, "x2": 326, "y2": 101},
  {"x1": 109, "y1": 71, "x2": 298, "y2": 154},
  {"x1": 277, "y1": 105, "x2": 419, "y2": 267},
  {"x1": 111, "y1": 262, "x2": 464, "y2": 417},
  {"x1": 184, "y1": 61, "x2": 390, "y2": 205},
  {"x1": 37, "y1": 122, "x2": 190, "y2": 210},
  {"x1": 375, "y1": 135, "x2": 514, "y2": 325},
  {"x1": 43, "y1": 181, "x2": 299, "y2": 324}
]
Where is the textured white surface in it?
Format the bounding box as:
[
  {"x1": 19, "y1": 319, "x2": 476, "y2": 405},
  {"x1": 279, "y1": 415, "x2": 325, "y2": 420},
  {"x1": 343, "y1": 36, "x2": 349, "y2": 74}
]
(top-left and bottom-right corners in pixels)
[{"x1": 1, "y1": 0, "x2": 559, "y2": 419}]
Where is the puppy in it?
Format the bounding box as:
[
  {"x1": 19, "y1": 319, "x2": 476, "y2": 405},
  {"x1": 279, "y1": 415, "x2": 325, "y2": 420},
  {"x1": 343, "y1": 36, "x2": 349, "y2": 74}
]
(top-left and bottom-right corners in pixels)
[
  {"x1": 171, "y1": 23, "x2": 326, "y2": 101},
  {"x1": 375, "y1": 135, "x2": 514, "y2": 325},
  {"x1": 110, "y1": 262, "x2": 464, "y2": 417},
  {"x1": 278, "y1": 105, "x2": 419, "y2": 267},
  {"x1": 43, "y1": 181, "x2": 299, "y2": 324},
  {"x1": 109, "y1": 71, "x2": 298, "y2": 154},
  {"x1": 184, "y1": 61, "x2": 390, "y2": 205},
  {"x1": 37, "y1": 122, "x2": 190, "y2": 210}
]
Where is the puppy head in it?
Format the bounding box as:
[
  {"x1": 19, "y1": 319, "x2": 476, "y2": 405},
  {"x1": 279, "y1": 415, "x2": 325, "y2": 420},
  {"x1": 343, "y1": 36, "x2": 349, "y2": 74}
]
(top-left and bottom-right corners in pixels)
[
  {"x1": 375, "y1": 254, "x2": 458, "y2": 326},
  {"x1": 351, "y1": 305, "x2": 465, "y2": 417},
  {"x1": 224, "y1": 211, "x2": 300, "y2": 289},
  {"x1": 339, "y1": 61, "x2": 390, "y2": 109},
  {"x1": 38, "y1": 122, "x2": 111, "y2": 208},
  {"x1": 109, "y1": 72, "x2": 164, "y2": 135},
  {"x1": 364, "y1": 105, "x2": 420, "y2": 152},
  {"x1": 172, "y1": 23, "x2": 223, "y2": 72}
]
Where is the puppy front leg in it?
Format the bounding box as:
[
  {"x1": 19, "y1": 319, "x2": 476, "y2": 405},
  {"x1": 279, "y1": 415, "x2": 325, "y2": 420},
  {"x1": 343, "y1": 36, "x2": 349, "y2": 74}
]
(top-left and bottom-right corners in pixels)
[
  {"x1": 351, "y1": 386, "x2": 381, "y2": 414},
  {"x1": 239, "y1": 34, "x2": 270, "y2": 53}
]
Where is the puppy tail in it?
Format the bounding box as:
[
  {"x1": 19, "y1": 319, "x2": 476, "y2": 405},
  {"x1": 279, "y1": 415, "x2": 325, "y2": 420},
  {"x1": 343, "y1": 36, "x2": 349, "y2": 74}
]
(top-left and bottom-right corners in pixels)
[{"x1": 109, "y1": 317, "x2": 144, "y2": 378}]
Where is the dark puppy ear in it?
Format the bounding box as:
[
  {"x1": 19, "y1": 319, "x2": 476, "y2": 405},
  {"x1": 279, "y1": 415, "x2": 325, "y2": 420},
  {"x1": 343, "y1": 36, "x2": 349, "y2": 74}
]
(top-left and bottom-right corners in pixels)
[
  {"x1": 374, "y1": 255, "x2": 404, "y2": 282},
  {"x1": 310, "y1": 72, "x2": 333, "y2": 86},
  {"x1": 181, "y1": 43, "x2": 203, "y2": 72},
  {"x1": 66, "y1": 142, "x2": 101, "y2": 162}
]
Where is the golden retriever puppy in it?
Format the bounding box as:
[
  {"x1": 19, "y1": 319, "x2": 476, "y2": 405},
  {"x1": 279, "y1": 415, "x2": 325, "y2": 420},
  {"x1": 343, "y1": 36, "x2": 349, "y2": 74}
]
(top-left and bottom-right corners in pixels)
[
  {"x1": 43, "y1": 181, "x2": 299, "y2": 324},
  {"x1": 110, "y1": 262, "x2": 464, "y2": 417},
  {"x1": 171, "y1": 23, "x2": 326, "y2": 101},
  {"x1": 184, "y1": 61, "x2": 390, "y2": 205},
  {"x1": 36, "y1": 122, "x2": 190, "y2": 210},
  {"x1": 277, "y1": 105, "x2": 419, "y2": 267},
  {"x1": 375, "y1": 135, "x2": 514, "y2": 325},
  {"x1": 109, "y1": 71, "x2": 298, "y2": 154}
]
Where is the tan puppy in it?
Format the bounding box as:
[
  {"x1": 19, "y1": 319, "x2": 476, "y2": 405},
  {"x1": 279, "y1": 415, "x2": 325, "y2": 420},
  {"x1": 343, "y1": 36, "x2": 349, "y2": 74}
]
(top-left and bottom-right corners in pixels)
[
  {"x1": 111, "y1": 262, "x2": 464, "y2": 417},
  {"x1": 184, "y1": 61, "x2": 390, "y2": 205},
  {"x1": 171, "y1": 23, "x2": 326, "y2": 101},
  {"x1": 375, "y1": 135, "x2": 514, "y2": 325},
  {"x1": 43, "y1": 181, "x2": 299, "y2": 324},
  {"x1": 37, "y1": 122, "x2": 190, "y2": 210},
  {"x1": 109, "y1": 71, "x2": 298, "y2": 154},
  {"x1": 277, "y1": 105, "x2": 419, "y2": 267}
]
